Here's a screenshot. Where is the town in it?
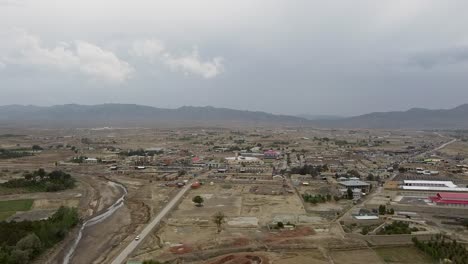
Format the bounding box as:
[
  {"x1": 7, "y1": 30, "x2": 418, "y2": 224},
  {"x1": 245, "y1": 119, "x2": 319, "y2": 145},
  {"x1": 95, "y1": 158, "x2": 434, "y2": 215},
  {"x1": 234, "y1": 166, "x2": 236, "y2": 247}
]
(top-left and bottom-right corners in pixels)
[{"x1": 1, "y1": 127, "x2": 467, "y2": 264}]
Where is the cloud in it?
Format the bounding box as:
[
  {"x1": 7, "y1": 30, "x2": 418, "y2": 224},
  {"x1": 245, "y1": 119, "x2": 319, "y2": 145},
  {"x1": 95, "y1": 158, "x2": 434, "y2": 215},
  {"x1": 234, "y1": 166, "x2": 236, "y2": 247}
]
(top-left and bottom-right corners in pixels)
[
  {"x1": 409, "y1": 46, "x2": 468, "y2": 69},
  {"x1": 0, "y1": 61, "x2": 5, "y2": 69},
  {"x1": 130, "y1": 39, "x2": 165, "y2": 62},
  {"x1": 0, "y1": 0, "x2": 25, "y2": 6},
  {"x1": 0, "y1": 29, "x2": 133, "y2": 82},
  {"x1": 131, "y1": 39, "x2": 224, "y2": 79},
  {"x1": 165, "y1": 49, "x2": 224, "y2": 79}
]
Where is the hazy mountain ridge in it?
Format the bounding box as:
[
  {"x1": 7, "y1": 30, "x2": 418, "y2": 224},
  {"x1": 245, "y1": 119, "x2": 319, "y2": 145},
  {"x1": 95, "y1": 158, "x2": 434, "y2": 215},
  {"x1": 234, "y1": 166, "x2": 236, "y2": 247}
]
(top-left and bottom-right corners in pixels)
[
  {"x1": 1, "y1": 104, "x2": 467, "y2": 129},
  {"x1": 0, "y1": 104, "x2": 308, "y2": 127},
  {"x1": 313, "y1": 104, "x2": 468, "y2": 129}
]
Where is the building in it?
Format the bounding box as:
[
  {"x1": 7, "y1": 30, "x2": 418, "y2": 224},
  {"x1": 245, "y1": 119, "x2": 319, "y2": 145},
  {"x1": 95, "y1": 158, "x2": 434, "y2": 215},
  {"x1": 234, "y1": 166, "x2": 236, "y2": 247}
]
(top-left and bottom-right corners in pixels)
[
  {"x1": 429, "y1": 192, "x2": 468, "y2": 207},
  {"x1": 338, "y1": 180, "x2": 371, "y2": 193},
  {"x1": 207, "y1": 160, "x2": 223, "y2": 169},
  {"x1": 225, "y1": 156, "x2": 263, "y2": 165},
  {"x1": 84, "y1": 158, "x2": 98, "y2": 163},
  {"x1": 264, "y1": 150, "x2": 281, "y2": 159},
  {"x1": 400, "y1": 180, "x2": 468, "y2": 193},
  {"x1": 352, "y1": 188, "x2": 362, "y2": 200}
]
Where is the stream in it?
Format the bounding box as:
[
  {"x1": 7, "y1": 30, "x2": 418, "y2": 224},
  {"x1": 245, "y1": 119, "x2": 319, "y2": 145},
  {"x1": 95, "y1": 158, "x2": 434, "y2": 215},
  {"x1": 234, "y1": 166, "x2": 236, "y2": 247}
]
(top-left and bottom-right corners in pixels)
[{"x1": 63, "y1": 181, "x2": 128, "y2": 264}]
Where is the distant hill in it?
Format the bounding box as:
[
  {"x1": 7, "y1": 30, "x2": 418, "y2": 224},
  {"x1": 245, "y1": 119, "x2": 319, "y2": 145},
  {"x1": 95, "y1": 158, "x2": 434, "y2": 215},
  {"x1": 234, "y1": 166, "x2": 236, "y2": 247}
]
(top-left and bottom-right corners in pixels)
[
  {"x1": 297, "y1": 114, "x2": 344, "y2": 121},
  {"x1": 0, "y1": 104, "x2": 308, "y2": 127},
  {"x1": 313, "y1": 104, "x2": 468, "y2": 129},
  {"x1": 1, "y1": 103, "x2": 467, "y2": 129}
]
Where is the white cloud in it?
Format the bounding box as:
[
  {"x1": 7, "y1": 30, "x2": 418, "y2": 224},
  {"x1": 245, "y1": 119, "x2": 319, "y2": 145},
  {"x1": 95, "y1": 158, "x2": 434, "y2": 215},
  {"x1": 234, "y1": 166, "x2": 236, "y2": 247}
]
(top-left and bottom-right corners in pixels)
[
  {"x1": 131, "y1": 39, "x2": 224, "y2": 79},
  {"x1": 130, "y1": 39, "x2": 165, "y2": 62},
  {"x1": 76, "y1": 41, "x2": 134, "y2": 83},
  {"x1": 165, "y1": 49, "x2": 224, "y2": 79},
  {"x1": 0, "y1": 61, "x2": 5, "y2": 69},
  {"x1": 0, "y1": 29, "x2": 133, "y2": 82}
]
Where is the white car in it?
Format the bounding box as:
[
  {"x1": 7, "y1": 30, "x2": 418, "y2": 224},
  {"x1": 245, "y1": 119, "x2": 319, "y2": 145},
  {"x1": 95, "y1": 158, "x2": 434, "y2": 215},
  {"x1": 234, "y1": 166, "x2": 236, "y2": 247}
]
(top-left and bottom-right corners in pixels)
[{"x1": 135, "y1": 235, "x2": 140, "y2": 241}]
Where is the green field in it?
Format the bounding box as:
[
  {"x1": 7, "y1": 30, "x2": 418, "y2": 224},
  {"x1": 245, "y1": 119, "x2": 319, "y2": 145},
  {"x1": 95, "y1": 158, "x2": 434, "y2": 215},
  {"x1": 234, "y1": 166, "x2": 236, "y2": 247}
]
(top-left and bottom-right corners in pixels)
[
  {"x1": 0, "y1": 199, "x2": 34, "y2": 221},
  {"x1": 375, "y1": 246, "x2": 435, "y2": 264}
]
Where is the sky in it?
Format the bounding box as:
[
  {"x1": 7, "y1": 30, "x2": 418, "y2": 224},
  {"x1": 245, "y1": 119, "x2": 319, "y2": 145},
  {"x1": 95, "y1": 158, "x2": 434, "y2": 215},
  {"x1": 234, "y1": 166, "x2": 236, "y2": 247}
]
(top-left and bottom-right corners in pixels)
[{"x1": 1, "y1": 0, "x2": 468, "y2": 116}]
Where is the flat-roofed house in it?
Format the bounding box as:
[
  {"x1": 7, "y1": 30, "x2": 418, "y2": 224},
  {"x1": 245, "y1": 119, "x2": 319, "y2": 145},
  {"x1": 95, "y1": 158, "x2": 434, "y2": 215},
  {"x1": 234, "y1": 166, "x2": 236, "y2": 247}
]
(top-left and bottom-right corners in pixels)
[{"x1": 339, "y1": 180, "x2": 371, "y2": 193}]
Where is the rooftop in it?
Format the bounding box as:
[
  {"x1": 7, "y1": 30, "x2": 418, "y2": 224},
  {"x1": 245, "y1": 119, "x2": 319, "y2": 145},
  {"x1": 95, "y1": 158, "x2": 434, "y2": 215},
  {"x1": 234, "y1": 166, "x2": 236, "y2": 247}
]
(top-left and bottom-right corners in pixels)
[
  {"x1": 403, "y1": 180, "x2": 457, "y2": 187},
  {"x1": 436, "y1": 192, "x2": 468, "y2": 200},
  {"x1": 339, "y1": 180, "x2": 370, "y2": 187}
]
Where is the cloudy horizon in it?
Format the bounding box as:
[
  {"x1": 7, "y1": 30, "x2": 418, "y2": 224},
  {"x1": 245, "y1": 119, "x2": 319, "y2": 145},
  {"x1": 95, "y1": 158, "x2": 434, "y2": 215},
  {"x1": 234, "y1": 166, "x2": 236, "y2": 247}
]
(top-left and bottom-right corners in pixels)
[{"x1": 1, "y1": 0, "x2": 468, "y2": 116}]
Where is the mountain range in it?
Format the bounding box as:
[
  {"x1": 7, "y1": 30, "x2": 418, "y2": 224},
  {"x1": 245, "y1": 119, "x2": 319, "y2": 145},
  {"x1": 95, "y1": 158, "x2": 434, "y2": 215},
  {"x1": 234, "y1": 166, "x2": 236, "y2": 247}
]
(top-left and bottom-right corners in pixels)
[
  {"x1": 0, "y1": 103, "x2": 467, "y2": 129},
  {"x1": 312, "y1": 104, "x2": 468, "y2": 129},
  {"x1": 0, "y1": 104, "x2": 307, "y2": 127}
]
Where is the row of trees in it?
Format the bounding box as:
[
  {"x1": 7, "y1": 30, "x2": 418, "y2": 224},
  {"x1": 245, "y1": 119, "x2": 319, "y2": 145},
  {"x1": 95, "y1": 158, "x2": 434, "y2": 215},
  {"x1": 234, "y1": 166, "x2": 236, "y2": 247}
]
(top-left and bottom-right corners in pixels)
[
  {"x1": 1, "y1": 169, "x2": 76, "y2": 192},
  {"x1": 378, "y1": 205, "x2": 395, "y2": 215},
  {"x1": 377, "y1": 221, "x2": 416, "y2": 235},
  {"x1": 0, "y1": 149, "x2": 32, "y2": 160},
  {"x1": 0, "y1": 207, "x2": 79, "y2": 264},
  {"x1": 413, "y1": 235, "x2": 468, "y2": 264},
  {"x1": 119, "y1": 149, "x2": 163, "y2": 157},
  {"x1": 290, "y1": 164, "x2": 328, "y2": 176},
  {"x1": 302, "y1": 193, "x2": 338, "y2": 204}
]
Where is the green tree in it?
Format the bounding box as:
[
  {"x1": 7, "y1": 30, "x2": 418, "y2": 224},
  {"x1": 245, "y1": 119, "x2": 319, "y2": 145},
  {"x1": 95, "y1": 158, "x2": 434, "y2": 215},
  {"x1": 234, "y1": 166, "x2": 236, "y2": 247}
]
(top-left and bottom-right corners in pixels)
[
  {"x1": 32, "y1": 145, "x2": 43, "y2": 151},
  {"x1": 16, "y1": 233, "x2": 42, "y2": 257},
  {"x1": 213, "y1": 211, "x2": 225, "y2": 233},
  {"x1": 142, "y1": 260, "x2": 162, "y2": 264},
  {"x1": 36, "y1": 168, "x2": 46, "y2": 180},
  {"x1": 192, "y1": 195, "x2": 204, "y2": 206},
  {"x1": 10, "y1": 249, "x2": 30, "y2": 264},
  {"x1": 347, "y1": 188, "x2": 353, "y2": 199},
  {"x1": 378, "y1": 205, "x2": 386, "y2": 215}
]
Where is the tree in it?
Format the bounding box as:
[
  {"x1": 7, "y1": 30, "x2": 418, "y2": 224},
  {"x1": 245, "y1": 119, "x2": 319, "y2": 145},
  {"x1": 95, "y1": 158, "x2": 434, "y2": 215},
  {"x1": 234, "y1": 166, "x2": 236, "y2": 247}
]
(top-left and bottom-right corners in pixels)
[
  {"x1": 213, "y1": 211, "x2": 225, "y2": 233},
  {"x1": 277, "y1": 222, "x2": 284, "y2": 228},
  {"x1": 347, "y1": 188, "x2": 353, "y2": 199},
  {"x1": 10, "y1": 249, "x2": 30, "y2": 264},
  {"x1": 142, "y1": 260, "x2": 162, "y2": 264},
  {"x1": 192, "y1": 196, "x2": 204, "y2": 207},
  {"x1": 378, "y1": 205, "x2": 386, "y2": 215},
  {"x1": 36, "y1": 168, "x2": 46, "y2": 180},
  {"x1": 322, "y1": 164, "x2": 329, "y2": 172},
  {"x1": 16, "y1": 233, "x2": 42, "y2": 256},
  {"x1": 347, "y1": 170, "x2": 361, "y2": 178},
  {"x1": 366, "y1": 173, "x2": 375, "y2": 181},
  {"x1": 32, "y1": 145, "x2": 43, "y2": 151}
]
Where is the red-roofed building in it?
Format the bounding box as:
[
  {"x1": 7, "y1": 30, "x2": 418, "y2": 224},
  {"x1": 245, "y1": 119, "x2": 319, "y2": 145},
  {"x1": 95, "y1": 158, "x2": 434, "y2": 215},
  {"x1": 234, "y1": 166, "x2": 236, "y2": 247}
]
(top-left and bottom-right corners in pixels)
[{"x1": 429, "y1": 192, "x2": 468, "y2": 207}]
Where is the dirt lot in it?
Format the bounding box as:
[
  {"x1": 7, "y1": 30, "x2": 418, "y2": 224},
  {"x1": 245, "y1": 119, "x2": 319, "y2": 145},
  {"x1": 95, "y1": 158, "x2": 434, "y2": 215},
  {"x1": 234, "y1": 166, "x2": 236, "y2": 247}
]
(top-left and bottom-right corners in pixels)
[
  {"x1": 331, "y1": 249, "x2": 384, "y2": 264},
  {"x1": 438, "y1": 141, "x2": 468, "y2": 156},
  {"x1": 134, "y1": 182, "x2": 338, "y2": 263},
  {"x1": 374, "y1": 246, "x2": 435, "y2": 264}
]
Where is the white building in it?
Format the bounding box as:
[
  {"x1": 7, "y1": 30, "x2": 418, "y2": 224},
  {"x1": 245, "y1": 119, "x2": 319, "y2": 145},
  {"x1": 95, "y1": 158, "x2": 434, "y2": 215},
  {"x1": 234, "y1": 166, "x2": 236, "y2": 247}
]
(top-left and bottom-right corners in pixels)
[
  {"x1": 400, "y1": 180, "x2": 468, "y2": 193},
  {"x1": 84, "y1": 158, "x2": 98, "y2": 163},
  {"x1": 225, "y1": 156, "x2": 263, "y2": 165}
]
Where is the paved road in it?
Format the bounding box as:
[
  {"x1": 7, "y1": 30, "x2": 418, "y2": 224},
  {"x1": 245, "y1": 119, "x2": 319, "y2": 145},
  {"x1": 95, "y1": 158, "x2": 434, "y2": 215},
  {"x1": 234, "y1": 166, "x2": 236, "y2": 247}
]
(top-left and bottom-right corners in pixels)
[
  {"x1": 111, "y1": 183, "x2": 192, "y2": 264},
  {"x1": 432, "y1": 138, "x2": 457, "y2": 152}
]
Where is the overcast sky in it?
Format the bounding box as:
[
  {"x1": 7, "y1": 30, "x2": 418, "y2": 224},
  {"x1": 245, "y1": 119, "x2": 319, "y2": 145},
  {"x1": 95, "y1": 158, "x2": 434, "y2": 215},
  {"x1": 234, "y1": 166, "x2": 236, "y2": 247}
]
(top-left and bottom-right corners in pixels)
[{"x1": 1, "y1": 0, "x2": 468, "y2": 116}]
